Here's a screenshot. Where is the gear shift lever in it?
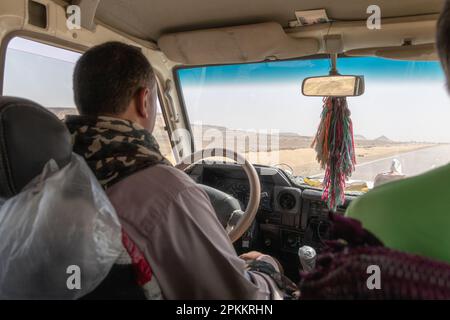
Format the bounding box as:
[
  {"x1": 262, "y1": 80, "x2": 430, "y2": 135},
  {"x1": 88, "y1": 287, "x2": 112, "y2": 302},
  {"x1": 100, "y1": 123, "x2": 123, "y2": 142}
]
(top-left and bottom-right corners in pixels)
[{"x1": 298, "y1": 246, "x2": 317, "y2": 272}]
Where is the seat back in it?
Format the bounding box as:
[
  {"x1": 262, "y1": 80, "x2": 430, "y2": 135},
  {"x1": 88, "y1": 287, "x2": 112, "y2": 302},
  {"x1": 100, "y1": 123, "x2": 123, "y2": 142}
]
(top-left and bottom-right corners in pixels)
[{"x1": 0, "y1": 97, "x2": 72, "y2": 198}]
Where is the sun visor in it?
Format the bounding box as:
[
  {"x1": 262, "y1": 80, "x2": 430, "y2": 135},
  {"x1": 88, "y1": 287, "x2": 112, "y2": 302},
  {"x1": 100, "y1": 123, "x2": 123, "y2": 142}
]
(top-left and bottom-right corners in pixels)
[
  {"x1": 158, "y1": 22, "x2": 319, "y2": 65},
  {"x1": 346, "y1": 44, "x2": 438, "y2": 61}
]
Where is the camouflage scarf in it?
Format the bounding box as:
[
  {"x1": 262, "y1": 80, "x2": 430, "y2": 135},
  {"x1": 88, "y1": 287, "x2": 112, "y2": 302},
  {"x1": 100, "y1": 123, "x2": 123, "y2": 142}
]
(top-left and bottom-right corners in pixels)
[{"x1": 65, "y1": 115, "x2": 171, "y2": 189}]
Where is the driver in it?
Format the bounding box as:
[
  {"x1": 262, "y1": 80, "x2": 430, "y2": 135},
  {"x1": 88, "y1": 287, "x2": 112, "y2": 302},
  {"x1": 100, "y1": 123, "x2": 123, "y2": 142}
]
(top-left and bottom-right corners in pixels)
[{"x1": 65, "y1": 42, "x2": 294, "y2": 299}]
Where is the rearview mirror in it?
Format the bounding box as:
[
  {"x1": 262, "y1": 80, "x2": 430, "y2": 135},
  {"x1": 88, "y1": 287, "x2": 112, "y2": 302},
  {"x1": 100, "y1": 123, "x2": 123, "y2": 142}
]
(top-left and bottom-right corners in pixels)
[{"x1": 302, "y1": 75, "x2": 365, "y2": 97}]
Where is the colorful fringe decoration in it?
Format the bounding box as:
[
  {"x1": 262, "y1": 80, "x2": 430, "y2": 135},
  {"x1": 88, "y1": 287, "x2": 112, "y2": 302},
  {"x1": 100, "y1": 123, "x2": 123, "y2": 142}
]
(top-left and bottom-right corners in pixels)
[{"x1": 311, "y1": 97, "x2": 356, "y2": 211}]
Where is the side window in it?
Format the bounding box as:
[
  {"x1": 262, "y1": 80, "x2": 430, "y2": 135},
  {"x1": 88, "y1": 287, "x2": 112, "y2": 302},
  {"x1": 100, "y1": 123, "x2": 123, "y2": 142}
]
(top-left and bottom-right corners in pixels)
[
  {"x1": 3, "y1": 37, "x2": 81, "y2": 115},
  {"x1": 3, "y1": 36, "x2": 174, "y2": 164}
]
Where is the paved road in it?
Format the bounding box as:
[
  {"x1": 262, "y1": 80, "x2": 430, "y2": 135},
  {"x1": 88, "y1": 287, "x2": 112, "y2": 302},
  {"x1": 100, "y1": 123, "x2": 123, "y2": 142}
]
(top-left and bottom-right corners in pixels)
[
  {"x1": 351, "y1": 144, "x2": 450, "y2": 182},
  {"x1": 310, "y1": 144, "x2": 450, "y2": 183}
]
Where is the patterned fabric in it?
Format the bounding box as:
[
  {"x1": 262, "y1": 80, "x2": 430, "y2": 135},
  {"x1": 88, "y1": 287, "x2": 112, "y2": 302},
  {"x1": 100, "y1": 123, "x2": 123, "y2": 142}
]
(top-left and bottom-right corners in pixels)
[
  {"x1": 299, "y1": 246, "x2": 450, "y2": 300},
  {"x1": 65, "y1": 115, "x2": 171, "y2": 188},
  {"x1": 66, "y1": 115, "x2": 168, "y2": 300},
  {"x1": 298, "y1": 213, "x2": 450, "y2": 299}
]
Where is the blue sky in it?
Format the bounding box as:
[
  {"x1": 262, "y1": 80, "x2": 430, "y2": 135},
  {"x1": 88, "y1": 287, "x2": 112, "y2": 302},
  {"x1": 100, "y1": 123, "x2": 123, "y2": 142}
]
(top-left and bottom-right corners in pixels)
[{"x1": 178, "y1": 57, "x2": 446, "y2": 85}]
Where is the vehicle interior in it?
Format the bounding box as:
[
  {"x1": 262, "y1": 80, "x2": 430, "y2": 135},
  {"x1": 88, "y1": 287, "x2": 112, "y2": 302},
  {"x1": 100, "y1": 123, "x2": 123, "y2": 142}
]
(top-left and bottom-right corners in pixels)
[{"x1": 0, "y1": 0, "x2": 449, "y2": 298}]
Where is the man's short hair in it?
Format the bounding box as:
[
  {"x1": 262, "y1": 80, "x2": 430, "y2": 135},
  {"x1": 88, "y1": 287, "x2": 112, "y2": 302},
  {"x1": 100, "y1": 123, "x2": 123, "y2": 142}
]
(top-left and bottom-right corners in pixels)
[
  {"x1": 437, "y1": 0, "x2": 450, "y2": 89},
  {"x1": 73, "y1": 42, "x2": 156, "y2": 115}
]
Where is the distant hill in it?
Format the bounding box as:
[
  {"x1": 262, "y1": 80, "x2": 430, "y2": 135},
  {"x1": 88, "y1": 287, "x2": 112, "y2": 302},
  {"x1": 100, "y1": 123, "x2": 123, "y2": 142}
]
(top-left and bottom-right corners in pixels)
[
  {"x1": 354, "y1": 134, "x2": 367, "y2": 140},
  {"x1": 375, "y1": 135, "x2": 392, "y2": 142},
  {"x1": 191, "y1": 123, "x2": 406, "y2": 151}
]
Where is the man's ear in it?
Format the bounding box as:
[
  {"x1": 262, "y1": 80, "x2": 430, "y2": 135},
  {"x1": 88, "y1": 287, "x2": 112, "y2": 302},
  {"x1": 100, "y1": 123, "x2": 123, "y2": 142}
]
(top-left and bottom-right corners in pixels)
[{"x1": 135, "y1": 87, "x2": 150, "y2": 119}]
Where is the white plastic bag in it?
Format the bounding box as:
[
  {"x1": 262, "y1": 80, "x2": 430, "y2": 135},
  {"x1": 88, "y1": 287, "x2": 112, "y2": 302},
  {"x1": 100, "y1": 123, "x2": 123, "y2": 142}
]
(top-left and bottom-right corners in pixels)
[{"x1": 0, "y1": 154, "x2": 122, "y2": 300}]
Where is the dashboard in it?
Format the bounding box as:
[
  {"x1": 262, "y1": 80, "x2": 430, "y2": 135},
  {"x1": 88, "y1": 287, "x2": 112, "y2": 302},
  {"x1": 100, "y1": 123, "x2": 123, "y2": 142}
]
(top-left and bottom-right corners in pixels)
[{"x1": 186, "y1": 163, "x2": 358, "y2": 281}]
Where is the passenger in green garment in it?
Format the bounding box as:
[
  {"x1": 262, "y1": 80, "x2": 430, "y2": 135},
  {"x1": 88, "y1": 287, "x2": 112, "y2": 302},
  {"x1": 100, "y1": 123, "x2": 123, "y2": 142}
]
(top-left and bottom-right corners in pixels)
[
  {"x1": 346, "y1": 164, "x2": 450, "y2": 263},
  {"x1": 346, "y1": 1, "x2": 450, "y2": 264}
]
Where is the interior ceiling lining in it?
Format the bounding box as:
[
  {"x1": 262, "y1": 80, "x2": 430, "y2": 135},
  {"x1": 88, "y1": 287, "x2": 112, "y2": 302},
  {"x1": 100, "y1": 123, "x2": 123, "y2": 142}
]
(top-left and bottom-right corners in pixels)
[{"x1": 94, "y1": 0, "x2": 445, "y2": 41}]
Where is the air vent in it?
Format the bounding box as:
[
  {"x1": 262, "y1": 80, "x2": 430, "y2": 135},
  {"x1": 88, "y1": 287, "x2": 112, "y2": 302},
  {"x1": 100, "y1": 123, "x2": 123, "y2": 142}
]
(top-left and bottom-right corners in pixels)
[
  {"x1": 274, "y1": 187, "x2": 302, "y2": 214},
  {"x1": 28, "y1": 1, "x2": 47, "y2": 29},
  {"x1": 278, "y1": 192, "x2": 297, "y2": 211}
]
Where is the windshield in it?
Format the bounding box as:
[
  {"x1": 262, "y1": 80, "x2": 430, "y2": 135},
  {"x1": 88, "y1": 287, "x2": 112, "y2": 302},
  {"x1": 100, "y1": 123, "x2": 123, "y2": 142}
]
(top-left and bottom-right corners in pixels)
[{"x1": 177, "y1": 57, "x2": 450, "y2": 188}]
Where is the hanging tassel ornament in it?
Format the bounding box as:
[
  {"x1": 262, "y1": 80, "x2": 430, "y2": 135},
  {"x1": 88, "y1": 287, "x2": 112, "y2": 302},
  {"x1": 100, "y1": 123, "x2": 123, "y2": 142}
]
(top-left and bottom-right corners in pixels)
[{"x1": 311, "y1": 97, "x2": 356, "y2": 211}]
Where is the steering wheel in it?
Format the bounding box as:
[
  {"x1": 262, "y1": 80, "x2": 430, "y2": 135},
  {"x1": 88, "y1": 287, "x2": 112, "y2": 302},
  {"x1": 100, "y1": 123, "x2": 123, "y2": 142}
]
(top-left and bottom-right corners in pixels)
[{"x1": 180, "y1": 149, "x2": 261, "y2": 243}]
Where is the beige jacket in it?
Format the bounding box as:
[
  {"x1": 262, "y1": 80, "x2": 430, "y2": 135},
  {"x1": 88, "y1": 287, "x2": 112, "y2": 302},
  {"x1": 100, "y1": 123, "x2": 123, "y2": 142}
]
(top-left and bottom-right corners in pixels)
[{"x1": 106, "y1": 164, "x2": 283, "y2": 300}]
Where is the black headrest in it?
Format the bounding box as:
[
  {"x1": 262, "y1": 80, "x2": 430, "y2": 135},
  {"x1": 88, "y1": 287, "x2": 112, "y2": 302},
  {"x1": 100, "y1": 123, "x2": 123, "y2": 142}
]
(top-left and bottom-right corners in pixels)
[{"x1": 0, "y1": 97, "x2": 72, "y2": 199}]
